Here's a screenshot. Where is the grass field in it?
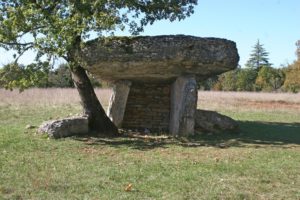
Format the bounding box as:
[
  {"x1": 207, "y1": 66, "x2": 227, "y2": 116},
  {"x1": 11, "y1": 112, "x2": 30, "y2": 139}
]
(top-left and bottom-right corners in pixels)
[{"x1": 0, "y1": 89, "x2": 300, "y2": 200}]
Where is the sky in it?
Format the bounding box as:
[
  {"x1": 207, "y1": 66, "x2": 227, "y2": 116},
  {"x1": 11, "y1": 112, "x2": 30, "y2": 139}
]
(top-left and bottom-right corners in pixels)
[{"x1": 1, "y1": 0, "x2": 300, "y2": 67}]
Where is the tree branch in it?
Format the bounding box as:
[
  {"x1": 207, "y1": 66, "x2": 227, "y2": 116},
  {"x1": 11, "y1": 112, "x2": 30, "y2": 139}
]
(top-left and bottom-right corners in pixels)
[
  {"x1": 0, "y1": 41, "x2": 33, "y2": 46},
  {"x1": 15, "y1": 45, "x2": 34, "y2": 63}
]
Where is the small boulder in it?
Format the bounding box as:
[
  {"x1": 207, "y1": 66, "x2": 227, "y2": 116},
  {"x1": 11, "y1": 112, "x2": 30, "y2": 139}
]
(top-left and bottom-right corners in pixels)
[
  {"x1": 38, "y1": 116, "x2": 89, "y2": 138},
  {"x1": 195, "y1": 110, "x2": 238, "y2": 134}
]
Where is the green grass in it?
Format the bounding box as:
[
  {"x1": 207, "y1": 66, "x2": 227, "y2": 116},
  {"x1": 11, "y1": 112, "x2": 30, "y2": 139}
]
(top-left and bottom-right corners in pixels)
[{"x1": 1, "y1": 103, "x2": 300, "y2": 200}]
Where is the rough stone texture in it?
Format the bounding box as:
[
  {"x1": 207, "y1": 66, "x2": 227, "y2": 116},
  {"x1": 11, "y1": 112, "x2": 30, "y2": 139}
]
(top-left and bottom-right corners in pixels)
[
  {"x1": 38, "y1": 116, "x2": 89, "y2": 138},
  {"x1": 195, "y1": 110, "x2": 239, "y2": 133},
  {"x1": 107, "y1": 80, "x2": 131, "y2": 128},
  {"x1": 122, "y1": 82, "x2": 171, "y2": 132},
  {"x1": 81, "y1": 35, "x2": 239, "y2": 82},
  {"x1": 78, "y1": 35, "x2": 239, "y2": 136},
  {"x1": 169, "y1": 76, "x2": 198, "y2": 136}
]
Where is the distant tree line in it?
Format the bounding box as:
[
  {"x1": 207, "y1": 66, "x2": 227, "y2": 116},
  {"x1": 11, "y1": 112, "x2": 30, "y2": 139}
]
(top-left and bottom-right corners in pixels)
[
  {"x1": 1, "y1": 40, "x2": 300, "y2": 93},
  {"x1": 0, "y1": 63, "x2": 104, "y2": 91},
  {"x1": 199, "y1": 40, "x2": 300, "y2": 93}
]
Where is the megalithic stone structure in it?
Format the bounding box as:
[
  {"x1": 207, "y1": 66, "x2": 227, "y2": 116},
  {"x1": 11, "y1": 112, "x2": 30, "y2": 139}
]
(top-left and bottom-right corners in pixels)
[
  {"x1": 106, "y1": 80, "x2": 131, "y2": 128},
  {"x1": 80, "y1": 35, "x2": 239, "y2": 136},
  {"x1": 169, "y1": 75, "x2": 198, "y2": 136}
]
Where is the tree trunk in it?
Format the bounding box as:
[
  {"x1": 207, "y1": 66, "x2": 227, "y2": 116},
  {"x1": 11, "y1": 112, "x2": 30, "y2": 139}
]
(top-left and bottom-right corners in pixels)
[{"x1": 70, "y1": 65, "x2": 118, "y2": 136}]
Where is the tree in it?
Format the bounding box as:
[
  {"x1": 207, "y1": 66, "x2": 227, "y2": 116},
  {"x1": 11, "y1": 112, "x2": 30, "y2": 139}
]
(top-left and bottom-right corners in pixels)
[
  {"x1": 198, "y1": 75, "x2": 218, "y2": 90},
  {"x1": 296, "y1": 40, "x2": 300, "y2": 61},
  {"x1": 47, "y1": 64, "x2": 74, "y2": 88},
  {"x1": 217, "y1": 69, "x2": 238, "y2": 91},
  {"x1": 0, "y1": 63, "x2": 103, "y2": 88},
  {"x1": 283, "y1": 60, "x2": 300, "y2": 93},
  {"x1": 0, "y1": 62, "x2": 49, "y2": 91},
  {"x1": 236, "y1": 68, "x2": 257, "y2": 91},
  {"x1": 255, "y1": 66, "x2": 285, "y2": 92},
  {"x1": 246, "y1": 40, "x2": 271, "y2": 71},
  {"x1": 0, "y1": 1, "x2": 197, "y2": 135}
]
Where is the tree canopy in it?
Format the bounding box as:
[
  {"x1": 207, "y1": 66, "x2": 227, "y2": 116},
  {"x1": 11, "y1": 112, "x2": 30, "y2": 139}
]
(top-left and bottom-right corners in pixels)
[
  {"x1": 0, "y1": 0, "x2": 198, "y2": 135},
  {"x1": 199, "y1": 40, "x2": 299, "y2": 93},
  {"x1": 283, "y1": 60, "x2": 300, "y2": 93},
  {"x1": 245, "y1": 40, "x2": 271, "y2": 70},
  {"x1": 0, "y1": 0, "x2": 197, "y2": 65}
]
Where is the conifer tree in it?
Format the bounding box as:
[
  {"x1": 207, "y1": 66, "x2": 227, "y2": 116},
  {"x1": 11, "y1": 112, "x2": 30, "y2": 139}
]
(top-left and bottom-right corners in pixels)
[{"x1": 246, "y1": 40, "x2": 271, "y2": 70}]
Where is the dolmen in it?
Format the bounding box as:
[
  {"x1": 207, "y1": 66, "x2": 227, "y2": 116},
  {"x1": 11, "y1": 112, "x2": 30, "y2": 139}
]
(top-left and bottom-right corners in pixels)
[{"x1": 80, "y1": 35, "x2": 239, "y2": 136}]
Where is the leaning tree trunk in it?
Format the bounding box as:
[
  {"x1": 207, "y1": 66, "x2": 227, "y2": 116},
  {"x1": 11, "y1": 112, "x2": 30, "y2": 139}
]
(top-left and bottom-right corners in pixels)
[{"x1": 70, "y1": 65, "x2": 118, "y2": 136}]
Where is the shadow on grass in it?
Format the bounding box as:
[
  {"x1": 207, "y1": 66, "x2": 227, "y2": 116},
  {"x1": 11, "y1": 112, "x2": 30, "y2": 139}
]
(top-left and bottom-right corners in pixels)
[
  {"x1": 74, "y1": 121, "x2": 300, "y2": 150},
  {"x1": 191, "y1": 121, "x2": 300, "y2": 148}
]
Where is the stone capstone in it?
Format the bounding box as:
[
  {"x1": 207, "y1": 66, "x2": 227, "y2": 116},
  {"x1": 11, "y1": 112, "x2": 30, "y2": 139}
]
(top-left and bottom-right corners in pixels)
[
  {"x1": 38, "y1": 116, "x2": 89, "y2": 138},
  {"x1": 80, "y1": 35, "x2": 239, "y2": 82},
  {"x1": 195, "y1": 110, "x2": 239, "y2": 133}
]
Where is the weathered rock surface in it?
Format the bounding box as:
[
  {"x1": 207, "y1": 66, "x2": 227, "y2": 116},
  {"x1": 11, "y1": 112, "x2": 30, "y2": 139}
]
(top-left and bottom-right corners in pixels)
[
  {"x1": 38, "y1": 116, "x2": 89, "y2": 138},
  {"x1": 107, "y1": 80, "x2": 131, "y2": 128},
  {"x1": 81, "y1": 35, "x2": 239, "y2": 82},
  {"x1": 170, "y1": 76, "x2": 198, "y2": 136},
  {"x1": 195, "y1": 110, "x2": 238, "y2": 133}
]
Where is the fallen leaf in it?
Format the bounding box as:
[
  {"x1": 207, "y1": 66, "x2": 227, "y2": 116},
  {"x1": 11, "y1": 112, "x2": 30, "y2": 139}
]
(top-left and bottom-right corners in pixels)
[{"x1": 124, "y1": 183, "x2": 133, "y2": 192}]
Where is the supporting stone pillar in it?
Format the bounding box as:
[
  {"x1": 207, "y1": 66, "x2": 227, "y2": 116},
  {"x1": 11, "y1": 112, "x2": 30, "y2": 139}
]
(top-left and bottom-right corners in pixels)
[
  {"x1": 107, "y1": 80, "x2": 131, "y2": 128},
  {"x1": 169, "y1": 76, "x2": 198, "y2": 136}
]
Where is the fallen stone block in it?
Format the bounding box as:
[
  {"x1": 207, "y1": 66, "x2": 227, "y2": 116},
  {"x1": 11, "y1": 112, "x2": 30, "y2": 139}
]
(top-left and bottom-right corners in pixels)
[
  {"x1": 38, "y1": 116, "x2": 89, "y2": 138},
  {"x1": 195, "y1": 110, "x2": 239, "y2": 134}
]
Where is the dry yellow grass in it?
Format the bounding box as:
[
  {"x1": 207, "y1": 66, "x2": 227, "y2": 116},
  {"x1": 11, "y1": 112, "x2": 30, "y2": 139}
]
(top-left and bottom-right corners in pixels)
[
  {"x1": 0, "y1": 88, "x2": 111, "y2": 107},
  {"x1": 1, "y1": 88, "x2": 299, "y2": 113},
  {"x1": 198, "y1": 91, "x2": 300, "y2": 113}
]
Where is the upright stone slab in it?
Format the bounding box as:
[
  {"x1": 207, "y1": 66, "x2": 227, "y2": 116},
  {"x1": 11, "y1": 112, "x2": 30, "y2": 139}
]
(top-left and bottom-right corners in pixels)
[
  {"x1": 170, "y1": 76, "x2": 198, "y2": 136},
  {"x1": 107, "y1": 80, "x2": 131, "y2": 127}
]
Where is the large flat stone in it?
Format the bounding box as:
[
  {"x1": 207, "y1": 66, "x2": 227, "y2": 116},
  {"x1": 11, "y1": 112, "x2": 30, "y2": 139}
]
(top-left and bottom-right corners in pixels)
[
  {"x1": 195, "y1": 110, "x2": 239, "y2": 133},
  {"x1": 80, "y1": 35, "x2": 239, "y2": 82},
  {"x1": 38, "y1": 116, "x2": 89, "y2": 138}
]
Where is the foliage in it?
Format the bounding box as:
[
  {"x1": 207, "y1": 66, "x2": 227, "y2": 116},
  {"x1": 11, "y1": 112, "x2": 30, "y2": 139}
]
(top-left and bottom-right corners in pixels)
[
  {"x1": 255, "y1": 66, "x2": 285, "y2": 92},
  {"x1": 235, "y1": 68, "x2": 257, "y2": 91},
  {"x1": 47, "y1": 64, "x2": 73, "y2": 88},
  {"x1": 245, "y1": 40, "x2": 271, "y2": 70},
  {"x1": 198, "y1": 76, "x2": 218, "y2": 90},
  {"x1": 0, "y1": 0, "x2": 197, "y2": 65},
  {"x1": 215, "y1": 69, "x2": 239, "y2": 91},
  {"x1": 0, "y1": 62, "x2": 49, "y2": 91},
  {"x1": 283, "y1": 61, "x2": 300, "y2": 93},
  {"x1": 205, "y1": 40, "x2": 300, "y2": 93},
  {"x1": 0, "y1": 63, "x2": 105, "y2": 89},
  {"x1": 206, "y1": 64, "x2": 297, "y2": 93}
]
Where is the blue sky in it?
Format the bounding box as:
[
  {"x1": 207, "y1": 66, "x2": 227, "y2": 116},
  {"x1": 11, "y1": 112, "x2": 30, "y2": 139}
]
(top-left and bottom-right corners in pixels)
[{"x1": 1, "y1": 0, "x2": 299, "y2": 67}]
